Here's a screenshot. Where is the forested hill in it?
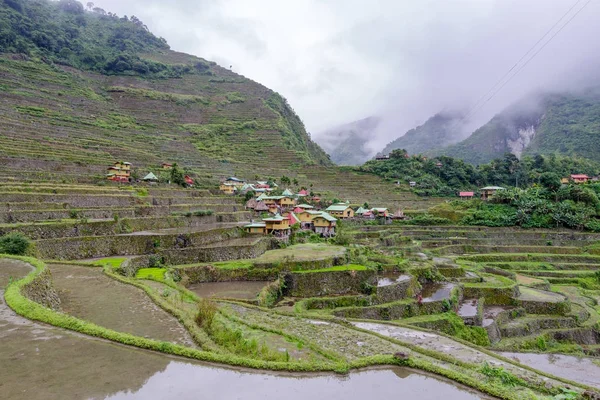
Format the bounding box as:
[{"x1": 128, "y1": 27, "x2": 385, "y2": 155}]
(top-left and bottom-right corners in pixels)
[
  {"x1": 439, "y1": 90, "x2": 600, "y2": 165},
  {"x1": 379, "y1": 111, "x2": 466, "y2": 157},
  {"x1": 0, "y1": 0, "x2": 331, "y2": 185}
]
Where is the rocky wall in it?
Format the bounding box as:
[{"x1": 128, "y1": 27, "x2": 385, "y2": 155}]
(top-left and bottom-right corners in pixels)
[
  {"x1": 35, "y1": 227, "x2": 243, "y2": 260},
  {"x1": 375, "y1": 277, "x2": 420, "y2": 304},
  {"x1": 286, "y1": 269, "x2": 376, "y2": 297},
  {"x1": 21, "y1": 267, "x2": 61, "y2": 310},
  {"x1": 462, "y1": 284, "x2": 520, "y2": 306},
  {"x1": 334, "y1": 299, "x2": 446, "y2": 320},
  {"x1": 174, "y1": 264, "x2": 279, "y2": 284}
]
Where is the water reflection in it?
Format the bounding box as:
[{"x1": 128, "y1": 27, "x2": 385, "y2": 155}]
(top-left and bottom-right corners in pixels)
[{"x1": 106, "y1": 362, "x2": 485, "y2": 400}]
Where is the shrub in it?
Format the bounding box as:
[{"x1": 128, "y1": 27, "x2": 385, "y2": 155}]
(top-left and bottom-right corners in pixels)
[
  {"x1": 195, "y1": 299, "x2": 218, "y2": 330},
  {"x1": 0, "y1": 233, "x2": 31, "y2": 255}
]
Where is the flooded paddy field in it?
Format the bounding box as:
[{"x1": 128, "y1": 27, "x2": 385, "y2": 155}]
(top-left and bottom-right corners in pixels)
[
  {"x1": 48, "y1": 263, "x2": 196, "y2": 346},
  {"x1": 499, "y1": 352, "x2": 600, "y2": 389}
]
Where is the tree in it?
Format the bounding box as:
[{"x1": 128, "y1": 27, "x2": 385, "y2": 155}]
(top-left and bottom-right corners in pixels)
[
  {"x1": 280, "y1": 175, "x2": 291, "y2": 186},
  {"x1": 0, "y1": 232, "x2": 30, "y2": 255},
  {"x1": 293, "y1": 178, "x2": 299, "y2": 186},
  {"x1": 539, "y1": 172, "x2": 561, "y2": 192},
  {"x1": 86, "y1": 2, "x2": 94, "y2": 10},
  {"x1": 170, "y1": 163, "x2": 185, "y2": 186}
]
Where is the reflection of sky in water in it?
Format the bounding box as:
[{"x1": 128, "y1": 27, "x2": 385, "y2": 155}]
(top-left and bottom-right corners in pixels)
[
  {"x1": 499, "y1": 352, "x2": 600, "y2": 389},
  {"x1": 106, "y1": 362, "x2": 483, "y2": 400}
]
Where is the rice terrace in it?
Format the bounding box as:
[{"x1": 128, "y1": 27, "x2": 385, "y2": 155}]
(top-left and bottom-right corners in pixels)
[{"x1": 2, "y1": 1, "x2": 600, "y2": 399}]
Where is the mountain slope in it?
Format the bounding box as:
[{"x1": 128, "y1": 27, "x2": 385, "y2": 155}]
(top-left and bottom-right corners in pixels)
[
  {"x1": 380, "y1": 111, "x2": 466, "y2": 156},
  {"x1": 316, "y1": 117, "x2": 380, "y2": 165},
  {"x1": 0, "y1": 0, "x2": 330, "y2": 186},
  {"x1": 439, "y1": 90, "x2": 600, "y2": 165}
]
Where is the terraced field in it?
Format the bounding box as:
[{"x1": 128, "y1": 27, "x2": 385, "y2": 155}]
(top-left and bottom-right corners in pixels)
[{"x1": 2, "y1": 180, "x2": 600, "y2": 399}]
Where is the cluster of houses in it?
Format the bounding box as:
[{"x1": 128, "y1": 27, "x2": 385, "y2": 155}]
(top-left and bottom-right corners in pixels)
[
  {"x1": 106, "y1": 162, "x2": 194, "y2": 186},
  {"x1": 242, "y1": 191, "x2": 406, "y2": 239},
  {"x1": 561, "y1": 174, "x2": 597, "y2": 184}
]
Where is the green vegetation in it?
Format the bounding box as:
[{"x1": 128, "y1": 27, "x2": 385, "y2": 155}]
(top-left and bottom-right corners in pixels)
[
  {"x1": 439, "y1": 91, "x2": 600, "y2": 165},
  {"x1": 0, "y1": 0, "x2": 195, "y2": 78},
  {"x1": 135, "y1": 267, "x2": 166, "y2": 280},
  {"x1": 91, "y1": 256, "x2": 127, "y2": 268},
  {"x1": 0, "y1": 232, "x2": 30, "y2": 255}
]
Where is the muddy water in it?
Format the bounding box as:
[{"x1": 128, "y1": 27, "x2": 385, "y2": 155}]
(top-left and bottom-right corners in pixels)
[
  {"x1": 499, "y1": 352, "x2": 600, "y2": 389},
  {"x1": 0, "y1": 258, "x2": 33, "y2": 286},
  {"x1": 49, "y1": 263, "x2": 196, "y2": 347},
  {"x1": 377, "y1": 272, "x2": 410, "y2": 287},
  {"x1": 421, "y1": 283, "x2": 454, "y2": 302},
  {"x1": 188, "y1": 281, "x2": 269, "y2": 300},
  {"x1": 1, "y1": 261, "x2": 488, "y2": 399},
  {"x1": 458, "y1": 299, "x2": 478, "y2": 318},
  {"x1": 104, "y1": 364, "x2": 488, "y2": 400}
]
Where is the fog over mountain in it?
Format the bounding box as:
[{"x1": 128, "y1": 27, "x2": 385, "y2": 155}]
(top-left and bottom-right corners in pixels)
[{"x1": 92, "y1": 0, "x2": 600, "y2": 156}]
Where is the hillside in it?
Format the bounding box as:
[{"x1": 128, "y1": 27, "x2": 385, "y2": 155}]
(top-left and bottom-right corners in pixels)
[
  {"x1": 440, "y1": 90, "x2": 600, "y2": 165},
  {"x1": 316, "y1": 116, "x2": 380, "y2": 165},
  {"x1": 0, "y1": 0, "x2": 332, "y2": 177},
  {"x1": 379, "y1": 111, "x2": 466, "y2": 156},
  {"x1": 0, "y1": 0, "x2": 440, "y2": 208}
]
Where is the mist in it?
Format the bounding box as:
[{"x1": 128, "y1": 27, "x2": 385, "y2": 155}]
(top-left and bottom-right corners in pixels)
[{"x1": 91, "y1": 0, "x2": 600, "y2": 155}]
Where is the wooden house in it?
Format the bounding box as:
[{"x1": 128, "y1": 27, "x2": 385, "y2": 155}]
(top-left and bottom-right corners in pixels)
[
  {"x1": 371, "y1": 208, "x2": 389, "y2": 217},
  {"x1": 245, "y1": 198, "x2": 258, "y2": 210},
  {"x1": 296, "y1": 204, "x2": 314, "y2": 211},
  {"x1": 391, "y1": 210, "x2": 407, "y2": 220},
  {"x1": 162, "y1": 163, "x2": 173, "y2": 170},
  {"x1": 571, "y1": 174, "x2": 590, "y2": 184},
  {"x1": 280, "y1": 195, "x2": 296, "y2": 207},
  {"x1": 254, "y1": 201, "x2": 269, "y2": 213},
  {"x1": 481, "y1": 186, "x2": 505, "y2": 201},
  {"x1": 219, "y1": 182, "x2": 237, "y2": 194},
  {"x1": 225, "y1": 177, "x2": 246, "y2": 188},
  {"x1": 107, "y1": 161, "x2": 131, "y2": 181},
  {"x1": 142, "y1": 172, "x2": 158, "y2": 182},
  {"x1": 243, "y1": 222, "x2": 266, "y2": 234},
  {"x1": 325, "y1": 204, "x2": 354, "y2": 219},
  {"x1": 313, "y1": 212, "x2": 337, "y2": 236},
  {"x1": 263, "y1": 214, "x2": 290, "y2": 238},
  {"x1": 561, "y1": 178, "x2": 570, "y2": 184}
]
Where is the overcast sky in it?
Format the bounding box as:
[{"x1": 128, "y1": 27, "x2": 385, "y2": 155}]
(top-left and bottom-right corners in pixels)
[{"x1": 92, "y1": 0, "x2": 600, "y2": 149}]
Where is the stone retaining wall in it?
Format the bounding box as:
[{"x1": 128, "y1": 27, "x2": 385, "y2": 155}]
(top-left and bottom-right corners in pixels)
[
  {"x1": 21, "y1": 267, "x2": 61, "y2": 310},
  {"x1": 35, "y1": 227, "x2": 242, "y2": 259},
  {"x1": 375, "y1": 277, "x2": 420, "y2": 304},
  {"x1": 285, "y1": 269, "x2": 376, "y2": 297}
]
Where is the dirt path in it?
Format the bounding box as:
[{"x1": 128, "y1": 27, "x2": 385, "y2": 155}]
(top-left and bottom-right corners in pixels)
[{"x1": 49, "y1": 263, "x2": 196, "y2": 347}]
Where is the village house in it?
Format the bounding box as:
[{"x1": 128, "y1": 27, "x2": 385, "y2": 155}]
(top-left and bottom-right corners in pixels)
[
  {"x1": 371, "y1": 207, "x2": 389, "y2": 217},
  {"x1": 561, "y1": 178, "x2": 570, "y2": 184},
  {"x1": 313, "y1": 212, "x2": 337, "y2": 236},
  {"x1": 161, "y1": 163, "x2": 173, "y2": 170},
  {"x1": 459, "y1": 191, "x2": 474, "y2": 200},
  {"x1": 142, "y1": 172, "x2": 158, "y2": 182},
  {"x1": 375, "y1": 154, "x2": 390, "y2": 160},
  {"x1": 263, "y1": 214, "x2": 290, "y2": 238},
  {"x1": 244, "y1": 221, "x2": 266, "y2": 234},
  {"x1": 354, "y1": 206, "x2": 366, "y2": 216},
  {"x1": 219, "y1": 182, "x2": 237, "y2": 194},
  {"x1": 325, "y1": 203, "x2": 354, "y2": 219},
  {"x1": 184, "y1": 175, "x2": 194, "y2": 186},
  {"x1": 298, "y1": 189, "x2": 309, "y2": 197},
  {"x1": 570, "y1": 174, "x2": 590, "y2": 184},
  {"x1": 106, "y1": 161, "x2": 132, "y2": 182},
  {"x1": 481, "y1": 186, "x2": 505, "y2": 201}
]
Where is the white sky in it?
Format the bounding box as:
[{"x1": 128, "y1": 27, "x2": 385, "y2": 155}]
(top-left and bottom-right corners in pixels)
[{"x1": 91, "y1": 0, "x2": 600, "y2": 149}]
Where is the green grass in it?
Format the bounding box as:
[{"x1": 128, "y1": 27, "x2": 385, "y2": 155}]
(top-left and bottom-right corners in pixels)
[
  {"x1": 90, "y1": 257, "x2": 127, "y2": 268},
  {"x1": 294, "y1": 264, "x2": 369, "y2": 274},
  {"x1": 135, "y1": 268, "x2": 167, "y2": 280}
]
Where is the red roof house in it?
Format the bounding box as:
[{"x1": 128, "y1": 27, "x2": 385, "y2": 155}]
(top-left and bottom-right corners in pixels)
[
  {"x1": 459, "y1": 191, "x2": 475, "y2": 198},
  {"x1": 184, "y1": 175, "x2": 194, "y2": 186},
  {"x1": 298, "y1": 189, "x2": 308, "y2": 196},
  {"x1": 571, "y1": 174, "x2": 590, "y2": 183}
]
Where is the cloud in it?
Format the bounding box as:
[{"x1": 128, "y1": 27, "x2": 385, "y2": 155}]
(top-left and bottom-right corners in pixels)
[{"x1": 92, "y1": 0, "x2": 600, "y2": 151}]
